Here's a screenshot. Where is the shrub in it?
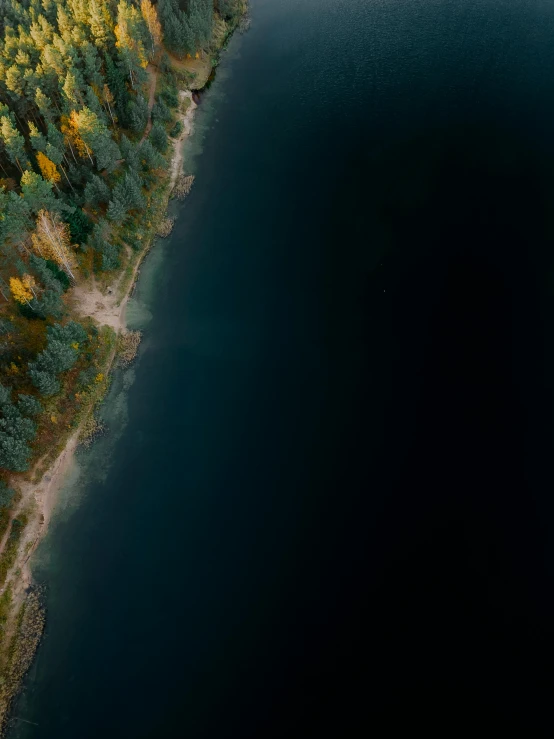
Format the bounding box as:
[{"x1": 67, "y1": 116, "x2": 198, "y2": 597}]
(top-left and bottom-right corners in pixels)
[{"x1": 169, "y1": 121, "x2": 183, "y2": 138}]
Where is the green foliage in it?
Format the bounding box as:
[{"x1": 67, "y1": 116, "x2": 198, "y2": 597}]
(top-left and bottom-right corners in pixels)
[
  {"x1": 0, "y1": 384, "x2": 36, "y2": 472},
  {"x1": 0, "y1": 320, "x2": 14, "y2": 336},
  {"x1": 101, "y1": 242, "x2": 121, "y2": 271},
  {"x1": 28, "y1": 369, "x2": 59, "y2": 397},
  {"x1": 0, "y1": 0, "x2": 229, "y2": 470},
  {"x1": 20, "y1": 171, "x2": 57, "y2": 215},
  {"x1": 158, "y1": 0, "x2": 194, "y2": 57},
  {"x1": 30, "y1": 256, "x2": 70, "y2": 292},
  {"x1": 107, "y1": 197, "x2": 128, "y2": 225},
  {"x1": 114, "y1": 172, "x2": 145, "y2": 211},
  {"x1": 0, "y1": 115, "x2": 29, "y2": 172},
  {"x1": 84, "y1": 175, "x2": 111, "y2": 207},
  {"x1": 66, "y1": 207, "x2": 93, "y2": 244},
  {"x1": 138, "y1": 140, "x2": 165, "y2": 171},
  {"x1": 0, "y1": 481, "x2": 14, "y2": 509},
  {"x1": 29, "y1": 321, "x2": 87, "y2": 396},
  {"x1": 127, "y1": 95, "x2": 149, "y2": 134},
  {"x1": 169, "y1": 120, "x2": 183, "y2": 139},
  {"x1": 17, "y1": 395, "x2": 41, "y2": 417},
  {"x1": 30, "y1": 288, "x2": 64, "y2": 320},
  {"x1": 119, "y1": 135, "x2": 140, "y2": 171},
  {"x1": 78, "y1": 366, "x2": 98, "y2": 388},
  {"x1": 88, "y1": 219, "x2": 120, "y2": 271},
  {"x1": 152, "y1": 99, "x2": 172, "y2": 123},
  {"x1": 48, "y1": 321, "x2": 87, "y2": 346},
  {"x1": 161, "y1": 88, "x2": 179, "y2": 109},
  {"x1": 149, "y1": 122, "x2": 168, "y2": 154}
]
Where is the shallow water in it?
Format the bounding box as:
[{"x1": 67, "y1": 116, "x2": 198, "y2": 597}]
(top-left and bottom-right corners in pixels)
[{"x1": 10, "y1": 0, "x2": 554, "y2": 735}]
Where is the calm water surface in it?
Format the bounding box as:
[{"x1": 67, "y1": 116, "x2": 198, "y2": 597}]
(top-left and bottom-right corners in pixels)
[{"x1": 11, "y1": 0, "x2": 554, "y2": 735}]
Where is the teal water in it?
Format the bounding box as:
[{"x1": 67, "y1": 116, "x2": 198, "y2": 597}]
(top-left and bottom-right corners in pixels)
[{"x1": 11, "y1": 0, "x2": 554, "y2": 734}]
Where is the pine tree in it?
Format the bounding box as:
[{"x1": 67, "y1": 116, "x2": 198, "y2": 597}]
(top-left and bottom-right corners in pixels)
[
  {"x1": 115, "y1": 0, "x2": 149, "y2": 89},
  {"x1": 119, "y1": 134, "x2": 140, "y2": 171},
  {"x1": 28, "y1": 121, "x2": 47, "y2": 154},
  {"x1": 0, "y1": 383, "x2": 36, "y2": 471},
  {"x1": 112, "y1": 171, "x2": 144, "y2": 211},
  {"x1": 0, "y1": 190, "x2": 33, "y2": 247},
  {"x1": 139, "y1": 139, "x2": 165, "y2": 170},
  {"x1": 84, "y1": 174, "x2": 111, "y2": 206},
  {"x1": 105, "y1": 52, "x2": 130, "y2": 126},
  {"x1": 158, "y1": 0, "x2": 194, "y2": 57},
  {"x1": 17, "y1": 394, "x2": 41, "y2": 417},
  {"x1": 28, "y1": 369, "x2": 59, "y2": 397},
  {"x1": 89, "y1": 0, "x2": 116, "y2": 51},
  {"x1": 63, "y1": 68, "x2": 85, "y2": 106},
  {"x1": 0, "y1": 115, "x2": 29, "y2": 173},
  {"x1": 0, "y1": 430, "x2": 33, "y2": 471},
  {"x1": 127, "y1": 94, "x2": 149, "y2": 133},
  {"x1": 106, "y1": 197, "x2": 127, "y2": 224},
  {"x1": 189, "y1": 0, "x2": 213, "y2": 48},
  {"x1": 149, "y1": 121, "x2": 168, "y2": 153},
  {"x1": 21, "y1": 171, "x2": 58, "y2": 214}
]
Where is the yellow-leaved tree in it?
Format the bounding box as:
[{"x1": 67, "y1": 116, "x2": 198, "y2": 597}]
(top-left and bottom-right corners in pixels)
[
  {"x1": 60, "y1": 114, "x2": 93, "y2": 166},
  {"x1": 36, "y1": 151, "x2": 61, "y2": 186},
  {"x1": 140, "y1": 0, "x2": 162, "y2": 58},
  {"x1": 115, "y1": 0, "x2": 148, "y2": 88},
  {"x1": 31, "y1": 210, "x2": 77, "y2": 281},
  {"x1": 10, "y1": 274, "x2": 36, "y2": 305}
]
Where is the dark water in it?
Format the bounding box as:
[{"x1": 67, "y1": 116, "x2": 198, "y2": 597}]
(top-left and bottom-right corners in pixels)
[{"x1": 12, "y1": 0, "x2": 554, "y2": 735}]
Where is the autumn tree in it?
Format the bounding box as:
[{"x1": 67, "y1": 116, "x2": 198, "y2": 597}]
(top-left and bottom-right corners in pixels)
[
  {"x1": 31, "y1": 209, "x2": 77, "y2": 281},
  {"x1": 10, "y1": 275, "x2": 36, "y2": 305},
  {"x1": 115, "y1": 1, "x2": 149, "y2": 88},
  {"x1": 36, "y1": 151, "x2": 61, "y2": 186},
  {"x1": 141, "y1": 0, "x2": 163, "y2": 58},
  {"x1": 69, "y1": 108, "x2": 121, "y2": 170}
]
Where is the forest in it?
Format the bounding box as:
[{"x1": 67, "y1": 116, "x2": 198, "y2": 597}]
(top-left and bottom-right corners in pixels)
[{"x1": 0, "y1": 0, "x2": 244, "y2": 485}]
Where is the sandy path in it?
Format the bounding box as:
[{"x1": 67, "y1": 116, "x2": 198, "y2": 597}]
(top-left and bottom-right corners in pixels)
[{"x1": 170, "y1": 91, "x2": 197, "y2": 189}]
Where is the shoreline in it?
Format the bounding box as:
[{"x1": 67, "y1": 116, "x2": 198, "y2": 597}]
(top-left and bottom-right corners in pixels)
[
  {"x1": 0, "y1": 6, "x2": 249, "y2": 726},
  {"x1": 0, "y1": 78, "x2": 200, "y2": 735}
]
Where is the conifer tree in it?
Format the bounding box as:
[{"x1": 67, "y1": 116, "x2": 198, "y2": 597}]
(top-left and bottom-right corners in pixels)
[
  {"x1": 149, "y1": 121, "x2": 168, "y2": 153},
  {"x1": 21, "y1": 171, "x2": 58, "y2": 214},
  {"x1": 84, "y1": 174, "x2": 111, "y2": 207},
  {"x1": 0, "y1": 115, "x2": 29, "y2": 173}
]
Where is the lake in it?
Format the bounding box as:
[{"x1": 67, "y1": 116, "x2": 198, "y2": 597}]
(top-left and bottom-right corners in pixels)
[{"x1": 11, "y1": 0, "x2": 554, "y2": 735}]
